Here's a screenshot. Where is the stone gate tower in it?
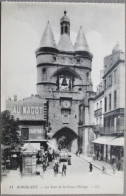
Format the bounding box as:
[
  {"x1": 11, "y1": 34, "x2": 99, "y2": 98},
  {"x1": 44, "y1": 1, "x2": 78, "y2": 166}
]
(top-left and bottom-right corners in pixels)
[{"x1": 35, "y1": 11, "x2": 94, "y2": 152}]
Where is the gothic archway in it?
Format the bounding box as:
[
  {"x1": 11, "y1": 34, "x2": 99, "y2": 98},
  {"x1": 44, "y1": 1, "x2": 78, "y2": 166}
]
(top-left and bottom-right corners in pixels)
[
  {"x1": 51, "y1": 67, "x2": 82, "y2": 91},
  {"x1": 52, "y1": 127, "x2": 77, "y2": 151},
  {"x1": 51, "y1": 66, "x2": 82, "y2": 80}
]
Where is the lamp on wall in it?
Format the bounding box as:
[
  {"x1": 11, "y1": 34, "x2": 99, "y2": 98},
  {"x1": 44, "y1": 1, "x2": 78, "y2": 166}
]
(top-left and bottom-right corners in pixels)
[{"x1": 46, "y1": 122, "x2": 53, "y2": 140}]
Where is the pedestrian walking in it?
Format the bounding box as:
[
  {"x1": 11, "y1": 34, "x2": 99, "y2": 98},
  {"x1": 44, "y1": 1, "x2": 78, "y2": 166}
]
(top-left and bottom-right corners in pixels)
[
  {"x1": 93, "y1": 154, "x2": 96, "y2": 161},
  {"x1": 40, "y1": 164, "x2": 43, "y2": 175},
  {"x1": 56, "y1": 162, "x2": 59, "y2": 174},
  {"x1": 112, "y1": 163, "x2": 116, "y2": 174},
  {"x1": 89, "y1": 162, "x2": 93, "y2": 172},
  {"x1": 68, "y1": 155, "x2": 71, "y2": 165},
  {"x1": 53, "y1": 163, "x2": 57, "y2": 176},
  {"x1": 19, "y1": 156, "x2": 22, "y2": 174},
  {"x1": 43, "y1": 161, "x2": 46, "y2": 172},
  {"x1": 121, "y1": 157, "x2": 124, "y2": 171},
  {"x1": 62, "y1": 163, "x2": 67, "y2": 176},
  {"x1": 117, "y1": 160, "x2": 121, "y2": 171},
  {"x1": 52, "y1": 150, "x2": 55, "y2": 160},
  {"x1": 59, "y1": 163, "x2": 62, "y2": 174},
  {"x1": 112, "y1": 155, "x2": 116, "y2": 164},
  {"x1": 102, "y1": 165, "x2": 106, "y2": 174}
]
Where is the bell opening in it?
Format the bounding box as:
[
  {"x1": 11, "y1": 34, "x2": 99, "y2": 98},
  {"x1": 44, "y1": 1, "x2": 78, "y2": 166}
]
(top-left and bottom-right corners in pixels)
[{"x1": 62, "y1": 77, "x2": 68, "y2": 86}]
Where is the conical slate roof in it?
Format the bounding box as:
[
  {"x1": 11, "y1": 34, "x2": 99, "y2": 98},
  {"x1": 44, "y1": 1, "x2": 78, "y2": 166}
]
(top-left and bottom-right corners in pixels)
[
  {"x1": 74, "y1": 26, "x2": 90, "y2": 52},
  {"x1": 39, "y1": 21, "x2": 57, "y2": 49},
  {"x1": 58, "y1": 34, "x2": 74, "y2": 52}
]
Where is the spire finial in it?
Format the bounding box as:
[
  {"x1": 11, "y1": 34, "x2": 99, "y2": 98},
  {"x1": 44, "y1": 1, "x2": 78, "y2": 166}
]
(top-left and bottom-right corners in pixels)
[{"x1": 64, "y1": 10, "x2": 67, "y2": 15}]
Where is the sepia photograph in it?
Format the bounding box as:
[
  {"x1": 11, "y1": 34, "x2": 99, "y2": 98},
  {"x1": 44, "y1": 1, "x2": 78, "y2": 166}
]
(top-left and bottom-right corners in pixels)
[{"x1": 1, "y1": 1, "x2": 125, "y2": 195}]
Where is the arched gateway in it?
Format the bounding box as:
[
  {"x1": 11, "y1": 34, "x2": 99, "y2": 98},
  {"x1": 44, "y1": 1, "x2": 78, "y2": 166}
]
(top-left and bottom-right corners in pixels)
[
  {"x1": 35, "y1": 11, "x2": 94, "y2": 156},
  {"x1": 52, "y1": 127, "x2": 77, "y2": 152}
]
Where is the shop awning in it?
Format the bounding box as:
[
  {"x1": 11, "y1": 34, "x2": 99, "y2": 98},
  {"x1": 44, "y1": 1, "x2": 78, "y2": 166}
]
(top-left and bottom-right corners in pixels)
[
  {"x1": 109, "y1": 137, "x2": 124, "y2": 146},
  {"x1": 23, "y1": 143, "x2": 40, "y2": 150},
  {"x1": 92, "y1": 136, "x2": 116, "y2": 145},
  {"x1": 23, "y1": 139, "x2": 47, "y2": 142}
]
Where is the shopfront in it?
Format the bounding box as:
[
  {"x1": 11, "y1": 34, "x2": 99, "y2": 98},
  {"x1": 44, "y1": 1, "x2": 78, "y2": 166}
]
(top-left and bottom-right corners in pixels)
[
  {"x1": 92, "y1": 136, "x2": 124, "y2": 168},
  {"x1": 6, "y1": 95, "x2": 48, "y2": 164},
  {"x1": 92, "y1": 136, "x2": 115, "y2": 162},
  {"x1": 109, "y1": 137, "x2": 124, "y2": 170}
]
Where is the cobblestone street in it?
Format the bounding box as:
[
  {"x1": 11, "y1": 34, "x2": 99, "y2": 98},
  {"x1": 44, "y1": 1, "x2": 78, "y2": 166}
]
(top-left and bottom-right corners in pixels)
[{"x1": 2, "y1": 153, "x2": 123, "y2": 195}]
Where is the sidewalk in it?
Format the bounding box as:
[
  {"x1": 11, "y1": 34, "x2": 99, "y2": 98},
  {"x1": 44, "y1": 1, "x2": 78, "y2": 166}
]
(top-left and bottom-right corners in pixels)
[
  {"x1": 78, "y1": 154, "x2": 124, "y2": 179},
  {"x1": 1, "y1": 169, "x2": 10, "y2": 177}
]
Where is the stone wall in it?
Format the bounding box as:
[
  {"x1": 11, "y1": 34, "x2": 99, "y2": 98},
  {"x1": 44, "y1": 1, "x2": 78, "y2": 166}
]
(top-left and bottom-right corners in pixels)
[{"x1": 48, "y1": 99, "x2": 79, "y2": 136}]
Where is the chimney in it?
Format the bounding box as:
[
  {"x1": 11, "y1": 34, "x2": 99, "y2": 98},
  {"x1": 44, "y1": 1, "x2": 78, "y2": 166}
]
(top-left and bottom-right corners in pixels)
[
  {"x1": 100, "y1": 70, "x2": 104, "y2": 82},
  {"x1": 14, "y1": 95, "x2": 17, "y2": 101}
]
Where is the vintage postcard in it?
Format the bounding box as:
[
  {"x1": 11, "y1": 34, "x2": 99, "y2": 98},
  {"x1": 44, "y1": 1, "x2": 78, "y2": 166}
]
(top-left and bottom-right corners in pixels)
[{"x1": 1, "y1": 1, "x2": 125, "y2": 195}]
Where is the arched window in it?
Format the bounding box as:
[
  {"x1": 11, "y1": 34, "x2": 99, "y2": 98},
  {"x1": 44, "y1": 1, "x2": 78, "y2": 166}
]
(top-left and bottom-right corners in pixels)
[
  {"x1": 78, "y1": 88, "x2": 82, "y2": 92},
  {"x1": 77, "y1": 58, "x2": 80, "y2": 63},
  {"x1": 86, "y1": 72, "x2": 89, "y2": 80},
  {"x1": 42, "y1": 68, "x2": 47, "y2": 81},
  {"x1": 58, "y1": 75, "x2": 73, "y2": 91},
  {"x1": 65, "y1": 25, "x2": 67, "y2": 33},
  {"x1": 61, "y1": 26, "x2": 63, "y2": 34},
  {"x1": 53, "y1": 56, "x2": 56, "y2": 61}
]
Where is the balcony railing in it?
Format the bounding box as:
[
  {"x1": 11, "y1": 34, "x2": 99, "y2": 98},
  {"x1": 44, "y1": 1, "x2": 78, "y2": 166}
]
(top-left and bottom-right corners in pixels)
[
  {"x1": 104, "y1": 126, "x2": 124, "y2": 134},
  {"x1": 94, "y1": 108, "x2": 102, "y2": 117}
]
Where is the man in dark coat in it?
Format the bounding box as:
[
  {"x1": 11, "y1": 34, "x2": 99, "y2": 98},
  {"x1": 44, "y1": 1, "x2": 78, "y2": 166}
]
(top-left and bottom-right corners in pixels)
[
  {"x1": 43, "y1": 161, "x2": 46, "y2": 172},
  {"x1": 56, "y1": 162, "x2": 59, "y2": 174},
  {"x1": 62, "y1": 164, "x2": 67, "y2": 176},
  {"x1": 53, "y1": 163, "x2": 57, "y2": 176},
  {"x1": 89, "y1": 162, "x2": 93, "y2": 172}
]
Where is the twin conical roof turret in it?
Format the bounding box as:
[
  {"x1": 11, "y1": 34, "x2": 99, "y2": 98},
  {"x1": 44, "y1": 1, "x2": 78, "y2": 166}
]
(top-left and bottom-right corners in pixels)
[
  {"x1": 39, "y1": 21, "x2": 57, "y2": 50},
  {"x1": 74, "y1": 26, "x2": 90, "y2": 52},
  {"x1": 37, "y1": 11, "x2": 91, "y2": 54}
]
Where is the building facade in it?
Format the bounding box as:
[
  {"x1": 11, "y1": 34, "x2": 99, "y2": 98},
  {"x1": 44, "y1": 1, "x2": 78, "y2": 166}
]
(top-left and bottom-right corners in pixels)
[
  {"x1": 78, "y1": 91, "x2": 96, "y2": 156},
  {"x1": 6, "y1": 11, "x2": 96, "y2": 155},
  {"x1": 94, "y1": 71, "x2": 104, "y2": 137},
  {"x1": 6, "y1": 95, "x2": 47, "y2": 151},
  {"x1": 35, "y1": 11, "x2": 95, "y2": 153},
  {"x1": 92, "y1": 43, "x2": 125, "y2": 168},
  {"x1": 6, "y1": 12, "x2": 124, "y2": 161}
]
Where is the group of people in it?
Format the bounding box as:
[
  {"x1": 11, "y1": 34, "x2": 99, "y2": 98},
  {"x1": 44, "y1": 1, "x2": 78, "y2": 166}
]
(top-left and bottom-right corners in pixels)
[
  {"x1": 75, "y1": 150, "x2": 82, "y2": 156},
  {"x1": 89, "y1": 162, "x2": 107, "y2": 174},
  {"x1": 111, "y1": 155, "x2": 124, "y2": 171},
  {"x1": 53, "y1": 162, "x2": 67, "y2": 176}
]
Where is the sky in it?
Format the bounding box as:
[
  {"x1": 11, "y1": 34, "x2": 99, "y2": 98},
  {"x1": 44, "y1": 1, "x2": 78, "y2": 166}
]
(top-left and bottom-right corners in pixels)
[{"x1": 1, "y1": 2, "x2": 125, "y2": 111}]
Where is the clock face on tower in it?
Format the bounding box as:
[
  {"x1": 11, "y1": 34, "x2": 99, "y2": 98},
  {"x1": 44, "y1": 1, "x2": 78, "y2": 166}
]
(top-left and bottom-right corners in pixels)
[{"x1": 63, "y1": 100, "x2": 71, "y2": 108}]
